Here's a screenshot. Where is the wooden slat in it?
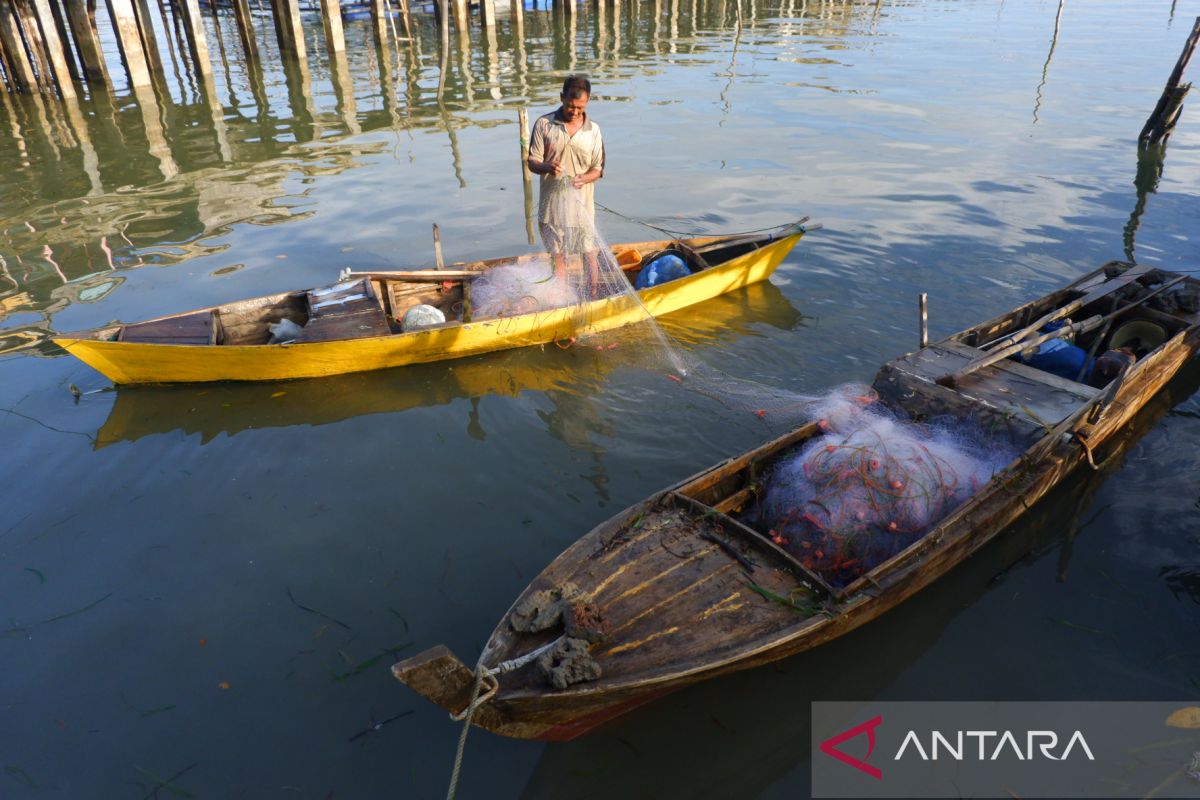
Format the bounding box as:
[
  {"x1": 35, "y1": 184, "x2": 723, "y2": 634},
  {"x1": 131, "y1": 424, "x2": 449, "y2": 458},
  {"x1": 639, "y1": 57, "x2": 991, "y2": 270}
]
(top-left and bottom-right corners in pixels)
[{"x1": 119, "y1": 311, "x2": 216, "y2": 344}]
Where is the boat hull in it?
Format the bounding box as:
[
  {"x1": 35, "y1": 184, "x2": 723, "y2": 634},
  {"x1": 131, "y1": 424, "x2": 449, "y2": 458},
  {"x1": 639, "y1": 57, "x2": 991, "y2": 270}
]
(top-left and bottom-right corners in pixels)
[
  {"x1": 393, "y1": 263, "x2": 1200, "y2": 741},
  {"x1": 53, "y1": 234, "x2": 801, "y2": 384}
]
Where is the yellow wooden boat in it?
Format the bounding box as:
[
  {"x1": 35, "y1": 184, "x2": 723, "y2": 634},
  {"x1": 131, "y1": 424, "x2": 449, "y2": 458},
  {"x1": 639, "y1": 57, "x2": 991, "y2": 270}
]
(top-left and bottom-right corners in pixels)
[{"x1": 53, "y1": 226, "x2": 807, "y2": 385}]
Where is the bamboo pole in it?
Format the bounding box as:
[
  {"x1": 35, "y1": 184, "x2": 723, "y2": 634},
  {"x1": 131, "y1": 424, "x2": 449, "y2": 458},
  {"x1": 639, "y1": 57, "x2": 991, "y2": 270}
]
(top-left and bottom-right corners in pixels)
[
  {"x1": 433, "y1": 224, "x2": 444, "y2": 269},
  {"x1": 230, "y1": 0, "x2": 257, "y2": 60},
  {"x1": 64, "y1": 0, "x2": 109, "y2": 83},
  {"x1": 1139, "y1": 16, "x2": 1200, "y2": 146},
  {"x1": 0, "y1": 1, "x2": 38, "y2": 92},
  {"x1": 106, "y1": 0, "x2": 155, "y2": 88},
  {"x1": 319, "y1": 0, "x2": 345, "y2": 53}
]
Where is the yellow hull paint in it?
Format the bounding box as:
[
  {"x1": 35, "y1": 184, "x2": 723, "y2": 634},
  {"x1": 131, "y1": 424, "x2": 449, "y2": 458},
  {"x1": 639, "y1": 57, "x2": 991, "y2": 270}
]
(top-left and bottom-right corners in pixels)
[{"x1": 55, "y1": 234, "x2": 801, "y2": 384}]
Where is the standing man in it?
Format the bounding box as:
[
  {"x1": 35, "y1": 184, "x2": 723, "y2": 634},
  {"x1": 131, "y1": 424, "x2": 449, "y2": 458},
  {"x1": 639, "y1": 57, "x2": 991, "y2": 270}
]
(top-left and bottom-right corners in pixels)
[{"x1": 527, "y1": 75, "x2": 606, "y2": 294}]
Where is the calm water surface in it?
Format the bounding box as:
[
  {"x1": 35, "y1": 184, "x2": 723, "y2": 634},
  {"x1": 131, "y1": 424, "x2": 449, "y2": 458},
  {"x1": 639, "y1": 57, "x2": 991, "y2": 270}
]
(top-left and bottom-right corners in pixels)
[{"x1": 2, "y1": 1, "x2": 1199, "y2": 797}]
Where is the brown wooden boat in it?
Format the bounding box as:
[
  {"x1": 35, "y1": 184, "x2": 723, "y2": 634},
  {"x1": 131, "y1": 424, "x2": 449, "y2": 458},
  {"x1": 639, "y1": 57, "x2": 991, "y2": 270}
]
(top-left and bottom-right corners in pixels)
[{"x1": 393, "y1": 260, "x2": 1200, "y2": 741}]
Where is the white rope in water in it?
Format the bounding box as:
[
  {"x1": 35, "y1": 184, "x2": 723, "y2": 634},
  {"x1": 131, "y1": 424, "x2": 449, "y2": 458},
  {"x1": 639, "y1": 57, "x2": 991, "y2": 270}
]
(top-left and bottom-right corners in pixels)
[{"x1": 444, "y1": 636, "x2": 564, "y2": 800}]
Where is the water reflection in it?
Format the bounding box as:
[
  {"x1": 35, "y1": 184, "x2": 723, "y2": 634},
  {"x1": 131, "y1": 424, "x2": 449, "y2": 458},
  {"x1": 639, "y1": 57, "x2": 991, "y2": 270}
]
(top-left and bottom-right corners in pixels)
[
  {"x1": 1, "y1": 0, "x2": 880, "y2": 353},
  {"x1": 92, "y1": 281, "x2": 805, "y2": 447},
  {"x1": 520, "y1": 363, "x2": 1200, "y2": 799}
]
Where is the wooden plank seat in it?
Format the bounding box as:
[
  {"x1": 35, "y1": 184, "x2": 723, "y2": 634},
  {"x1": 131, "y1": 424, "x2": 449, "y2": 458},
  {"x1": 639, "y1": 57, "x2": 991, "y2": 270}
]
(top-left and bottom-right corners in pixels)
[
  {"x1": 118, "y1": 310, "x2": 220, "y2": 345},
  {"x1": 886, "y1": 340, "x2": 1099, "y2": 432},
  {"x1": 292, "y1": 279, "x2": 391, "y2": 343}
]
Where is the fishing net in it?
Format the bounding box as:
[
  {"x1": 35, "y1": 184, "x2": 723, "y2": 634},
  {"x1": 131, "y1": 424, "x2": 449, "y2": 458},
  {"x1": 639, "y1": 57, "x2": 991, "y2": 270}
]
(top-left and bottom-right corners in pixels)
[{"x1": 745, "y1": 385, "x2": 1016, "y2": 588}]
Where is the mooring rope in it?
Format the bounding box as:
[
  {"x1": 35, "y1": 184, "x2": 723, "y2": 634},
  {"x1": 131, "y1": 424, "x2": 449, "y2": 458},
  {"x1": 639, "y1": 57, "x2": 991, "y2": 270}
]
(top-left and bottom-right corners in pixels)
[{"x1": 444, "y1": 636, "x2": 564, "y2": 800}]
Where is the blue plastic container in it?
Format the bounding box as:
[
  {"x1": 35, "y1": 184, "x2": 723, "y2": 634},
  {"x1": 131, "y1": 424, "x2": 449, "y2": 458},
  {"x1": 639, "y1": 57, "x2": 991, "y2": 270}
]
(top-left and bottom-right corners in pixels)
[{"x1": 634, "y1": 254, "x2": 691, "y2": 289}]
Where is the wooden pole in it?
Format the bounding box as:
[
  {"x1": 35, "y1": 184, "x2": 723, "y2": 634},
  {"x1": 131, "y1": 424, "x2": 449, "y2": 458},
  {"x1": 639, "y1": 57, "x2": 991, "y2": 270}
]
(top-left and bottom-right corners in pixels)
[
  {"x1": 63, "y1": 0, "x2": 109, "y2": 83},
  {"x1": 319, "y1": 0, "x2": 345, "y2": 53},
  {"x1": 29, "y1": 0, "x2": 76, "y2": 97},
  {"x1": 106, "y1": 0, "x2": 155, "y2": 88},
  {"x1": 509, "y1": 0, "x2": 523, "y2": 35},
  {"x1": 433, "y1": 224, "x2": 444, "y2": 269},
  {"x1": 918, "y1": 293, "x2": 928, "y2": 348},
  {"x1": 270, "y1": 0, "x2": 307, "y2": 60},
  {"x1": 46, "y1": 0, "x2": 81, "y2": 83},
  {"x1": 174, "y1": 0, "x2": 213, "y2": 78},
  {"x1": 369, "y1": 0, "x2": 389, "y2": 48},
  {"x1": 229, "y1": 0, "x2": 257, "y2": 61},
  {"x1": 451, "y1": 0, "x2": 468, "y2": 35},
  {"x1": 0, "y1": 1, "x2": 37, "y2": 92},
  {"x1": 16, "y1": 1, "x2": 56, "y2": 93},
  {"x1": 131, "y1": 0, "x2": 165, "y2": 75},
  {"x1": 1139, "y1": 16, "x2": 1200, "y2": 146},
  {"x1": 519, "y1": 107, "x2": 535, "y2": 244},
  {"x1": 479, "y1": 0, "x2": 495, "y2": 28}
]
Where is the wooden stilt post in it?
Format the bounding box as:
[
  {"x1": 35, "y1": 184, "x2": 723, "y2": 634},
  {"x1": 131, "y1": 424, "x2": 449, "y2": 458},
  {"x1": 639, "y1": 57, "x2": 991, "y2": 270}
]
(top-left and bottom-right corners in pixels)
[
  {"x1": 106, "y1": 0, "x2": 155, "y2": 88},
  {"x1": 270, "y1": 0, "x2": 307, "y2": 60},
  {"x1": 131, "y1": 0, "x2": 165, "y2": 75},
  {"x1": 46, "y1": 0, "x2": 81, "y2": 83},
  {"x1": 1139, "y1": 16, "x2": 1200, "y2": 146},
  {"x1": 15, "y1": 1, "x2": 56, "y2": 93},
  {"x1": 64, "y1": 0, "x2": 109, "y2": 83},
  {"x1": 29, "y1": 0, "x2": 77, "y2": 97},
  {"x1": 510, "y1": 0, "x2": 523, "y2": 38},
  {"x1": 369, "y1": 0, "x2": 389, "y2": 48},
  {"x1": 230, "y1": 0, "x2": 257, "y2": 61},
  {"x1": 451, "y1": 0, "x2": 468, "y2": 36},
  {"x1": 0, "y1": 2, "x2": 37, "y2": 92},
  {"x1": 479, "y1": 0, "x2": 496, "y2": 29},
  {"x1": 319, "y1": 0, "x2": 345, "y2": 53},
  {"x1": 174, "y1": 0, "x2": 213, "y2": 78}
]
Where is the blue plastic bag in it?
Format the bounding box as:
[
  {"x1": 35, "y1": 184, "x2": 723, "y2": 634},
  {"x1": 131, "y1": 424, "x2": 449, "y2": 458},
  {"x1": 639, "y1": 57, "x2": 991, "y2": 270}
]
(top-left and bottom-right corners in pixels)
[{"x1": 634, "y1": 254, "x2": 691, "y2": 289}]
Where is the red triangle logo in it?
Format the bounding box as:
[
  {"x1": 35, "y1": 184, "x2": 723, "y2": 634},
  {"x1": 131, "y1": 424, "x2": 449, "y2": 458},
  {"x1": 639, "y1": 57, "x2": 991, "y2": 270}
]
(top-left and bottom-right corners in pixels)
[{"x1": 819, "y1": 715, "x2": 883, "y2": 780}]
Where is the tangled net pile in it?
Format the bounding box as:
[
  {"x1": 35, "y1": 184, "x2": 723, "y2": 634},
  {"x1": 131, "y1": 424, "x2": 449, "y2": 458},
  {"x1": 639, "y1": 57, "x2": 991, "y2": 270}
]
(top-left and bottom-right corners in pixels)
[
  {"x1": 470, "y1": 258, "x2": 580, "y2": 318},
  {"x1": 750, "y1": 385, "x2": 1015, "y2": 587}
]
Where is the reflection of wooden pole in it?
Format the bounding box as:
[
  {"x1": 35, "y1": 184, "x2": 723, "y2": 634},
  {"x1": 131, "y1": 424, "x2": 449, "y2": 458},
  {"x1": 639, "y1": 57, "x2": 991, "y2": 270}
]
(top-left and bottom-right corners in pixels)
[
  {"x1": 106, "y1": 0, "x2": 155, "y2": 88},
  {"x1": 0, "y1": 2, "x2": 38, "y2": 92},
  {"x1": 479, "y1": 0, "x2": 495, "y2": 28},
  {"x1": 319, "y1": 0, "x2": 345, "y2": 52},
  {"x1": 131, "y1": 81, "x2": 178, "y2": 178},
  {"x1": 329, "y1": 45, "x2": 359, "y2": 133},
  {"x1": 230, "y1": 0, "x2": 258, "y2": 60},
  {"x1": 1140, "y1": 16, "x2": 1199, "y2": 146}
]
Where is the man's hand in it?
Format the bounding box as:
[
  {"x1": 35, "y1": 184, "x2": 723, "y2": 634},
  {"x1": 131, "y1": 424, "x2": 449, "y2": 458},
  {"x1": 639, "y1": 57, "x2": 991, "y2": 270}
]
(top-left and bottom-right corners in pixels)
[
  {"x1": 571, "y1": 175, "x2": 587, "y2": 189},
  {"x1": 548, "y1": 159, "x2": 564, "y2": 177}
]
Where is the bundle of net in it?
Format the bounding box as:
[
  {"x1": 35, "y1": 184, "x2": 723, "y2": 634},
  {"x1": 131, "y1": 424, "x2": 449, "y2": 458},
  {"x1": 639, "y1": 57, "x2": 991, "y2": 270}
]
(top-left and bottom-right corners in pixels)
[{"x1": 748, "y1": 385, "x2": 1014, "y2": 587}]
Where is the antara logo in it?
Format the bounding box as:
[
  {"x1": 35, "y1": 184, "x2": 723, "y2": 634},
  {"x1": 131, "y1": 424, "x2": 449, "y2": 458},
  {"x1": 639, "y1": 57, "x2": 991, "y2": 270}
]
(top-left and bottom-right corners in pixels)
[
  {"x1": 820, "y1": 716, "x2": 1097, "y2": 779},
  {"x1": 820, "y1": 715, "x2": 884, "y2": 780}
]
